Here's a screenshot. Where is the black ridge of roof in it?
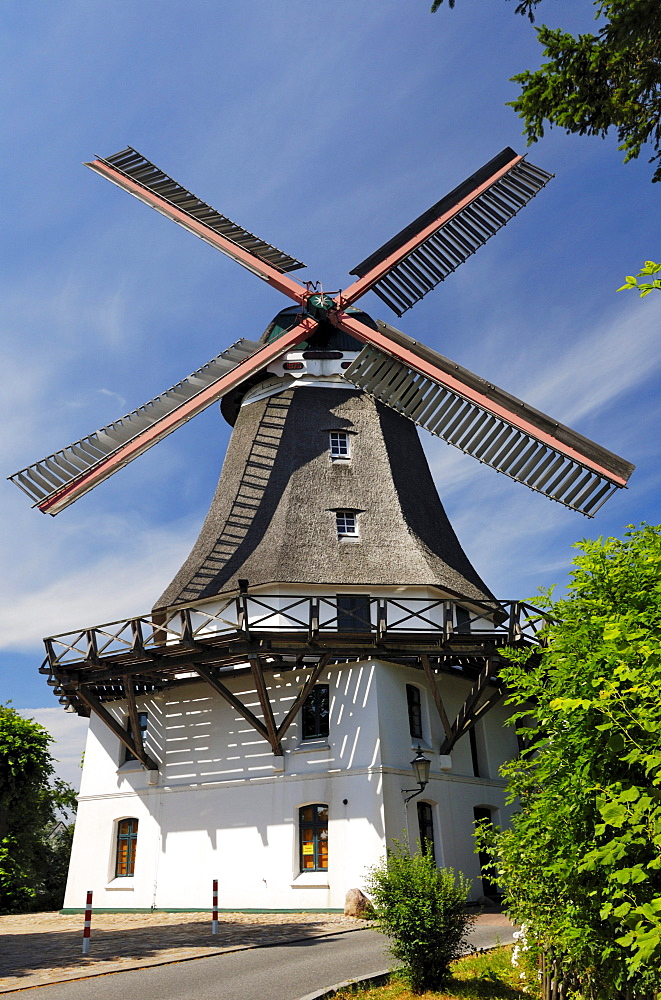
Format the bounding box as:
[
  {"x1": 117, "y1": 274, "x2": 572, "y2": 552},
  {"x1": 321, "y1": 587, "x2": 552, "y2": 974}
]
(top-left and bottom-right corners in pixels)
[{"x1": 349, "y1": 147, "x2": 518, "y2": 279}]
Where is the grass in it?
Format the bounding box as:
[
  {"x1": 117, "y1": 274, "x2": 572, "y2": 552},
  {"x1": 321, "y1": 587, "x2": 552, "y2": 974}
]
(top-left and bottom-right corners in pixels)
[{"x1": 333, "y1": 946, "x2": 536, "y2": 1000}]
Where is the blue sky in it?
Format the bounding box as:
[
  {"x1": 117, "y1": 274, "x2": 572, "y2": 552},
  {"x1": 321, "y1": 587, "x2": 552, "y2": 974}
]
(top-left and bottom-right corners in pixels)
[{"x1": 2, "y1": 0, "x2": 659, "y2": 786}]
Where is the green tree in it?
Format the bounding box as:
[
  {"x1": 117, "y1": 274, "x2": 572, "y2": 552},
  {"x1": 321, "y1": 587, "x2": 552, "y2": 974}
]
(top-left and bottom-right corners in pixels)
[
  {"x1": 481, "y1": 525, "x2": 661, "y2": 998},
  {"x1": 364, "y1": 840, "x2": 475, "y2": 994},
  {"x1": 0, "y1": 705, "x2": 77, "y2": 912},
  {"x1": 431, "y1": 1, "x2": 661, "y2": 183}
]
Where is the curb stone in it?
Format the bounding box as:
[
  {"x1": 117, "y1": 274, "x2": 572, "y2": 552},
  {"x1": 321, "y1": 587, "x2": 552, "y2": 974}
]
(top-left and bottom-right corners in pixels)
[
  {"x1": 0, "y1": 925, "x2": 368, "y2": 994},
  {"x1": 297, "y1": 968, "x2": 395, "y2": 1000}
]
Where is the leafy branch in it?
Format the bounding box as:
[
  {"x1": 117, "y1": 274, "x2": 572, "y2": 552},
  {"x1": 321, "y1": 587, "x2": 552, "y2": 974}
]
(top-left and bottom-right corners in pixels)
[{"x1": 618, "y1": 260, "x2": 661, "y2": 296}]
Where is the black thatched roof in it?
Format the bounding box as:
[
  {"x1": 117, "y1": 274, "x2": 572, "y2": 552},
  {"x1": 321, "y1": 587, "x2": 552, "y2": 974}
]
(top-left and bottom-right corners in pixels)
[{"x1": 154, "y1": 385, "x2": 495, "y2": 609}]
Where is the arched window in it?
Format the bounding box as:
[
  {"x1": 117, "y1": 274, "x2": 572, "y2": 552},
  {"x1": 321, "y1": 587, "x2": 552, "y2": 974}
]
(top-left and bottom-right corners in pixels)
[
  {"x1": 406, "y1": 684, "x2": 423, "y2": 740},
  {"x1": 473, "y1": 807, "x2": 498, "y2": 896},
  {"x1": 417, "y1": 801, "x2": 435, "y2": 861},
  {"x1": 115, "y1": 818, "x2": 138, "y2": 877},
  {"x1": 299, "y1": 804, "x2": 328, "y2": 871},
  {"x1": 302, "y1": 685, "x2": 330, "y2": 740}
]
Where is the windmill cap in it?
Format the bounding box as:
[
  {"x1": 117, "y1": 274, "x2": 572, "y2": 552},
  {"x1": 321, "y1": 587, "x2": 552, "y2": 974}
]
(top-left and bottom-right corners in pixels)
[
  {"x1": 220, "y1": 307, "x2": 375, "y2": 426},
  {"x1": 261, "y1": 305, "x2": 375, "y2": 352}
]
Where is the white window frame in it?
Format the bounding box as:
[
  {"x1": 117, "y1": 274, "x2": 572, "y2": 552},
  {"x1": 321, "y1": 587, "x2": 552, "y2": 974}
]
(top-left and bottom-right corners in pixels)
[
  {"x1": 329, "y1": 431, "x2": 350, "y2": 460},
  {"x1": 335, "y1": 510, "x2": 358, "y2": 538}
]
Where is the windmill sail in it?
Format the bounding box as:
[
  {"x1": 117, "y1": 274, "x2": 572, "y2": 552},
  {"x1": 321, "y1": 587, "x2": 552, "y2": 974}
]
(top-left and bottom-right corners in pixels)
[
  {"x1": 340, "y1": 319, "x2": 634, "y2": 516},
  {"x1": 10, "y1": 144, "x2": 634, "y2": 521},
  {"x1": 86, "y1": 148, "x2": 308, "y2": 303},
  {"x1": 344, "y1": 149, "x2": 553, "y2": 316},
  {"x1": 9, "y1": 319, "x2": 319, "y2": 515}
]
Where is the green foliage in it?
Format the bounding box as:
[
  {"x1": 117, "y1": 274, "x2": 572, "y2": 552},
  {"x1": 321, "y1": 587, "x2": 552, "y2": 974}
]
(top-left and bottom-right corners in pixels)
[
  {"x1": 40, "y1": 824, "x2": 76, "y2": 911},
  {"x1": 333, "y1": 947, "x2": 529, "y2": 1000},
  {"x1": 364, "y1": 840, "x2": 475, "y2": 994},
  {"x1": 431, "y1": 0, "x2": 661, "y2": 183},
  {"x1": 431, "y1": 0, "x2": 543, "y2": 22},
  {"x1": 479, "y1": 525, "x2": 661, "y2": 997},
  {"x1": 0, "y1": 705, "x2": 77, "y2": 912},
  {"x1": 618, "y1": 260, "x2": 661, "y2": 296}
]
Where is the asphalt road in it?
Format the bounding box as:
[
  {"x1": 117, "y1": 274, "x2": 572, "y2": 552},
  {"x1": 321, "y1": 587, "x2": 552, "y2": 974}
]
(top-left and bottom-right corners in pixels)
[{"x1": 3, "y1": 922, "x2": 516, "y2": 1000}]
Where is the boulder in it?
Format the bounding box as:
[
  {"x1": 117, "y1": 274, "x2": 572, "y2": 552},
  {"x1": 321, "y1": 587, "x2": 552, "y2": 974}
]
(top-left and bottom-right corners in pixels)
[{"x1": 344, "y1": 888, "x2": 372, "y2": 918}]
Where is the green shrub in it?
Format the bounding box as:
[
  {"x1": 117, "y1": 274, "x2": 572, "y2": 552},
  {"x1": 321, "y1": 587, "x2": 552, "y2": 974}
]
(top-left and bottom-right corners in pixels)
[
  {"x1": 364, "y1": 839, "x2": 475, "y2": 994},
  {"x1": 483, "y1": 525, "x2": 661, "y2": 997}
]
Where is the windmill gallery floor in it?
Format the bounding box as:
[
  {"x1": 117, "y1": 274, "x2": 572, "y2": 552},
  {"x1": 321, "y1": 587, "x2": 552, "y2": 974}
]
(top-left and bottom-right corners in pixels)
[{"x1": 0, "y1": 911, "x2": 514, "y2": 992}]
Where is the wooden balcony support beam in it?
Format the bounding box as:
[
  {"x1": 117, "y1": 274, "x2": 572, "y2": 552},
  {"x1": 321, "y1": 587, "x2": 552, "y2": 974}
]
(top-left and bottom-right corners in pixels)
[
  {"x1": 456, "y1": 687, "x2": 505, "y2": 740},
  {"x1": 76, "y1": 685, "x2": 158, "y2": 770},
  {"x1": 123, "y1": 675, "x2": 144, "y2": 758},
  {"x1": 420, "y1": 654, "x2": 453, "y2": 745},
  {"x1": 250, "y1": 657, "x2": 282, "y2": 755},
  {"x1": 275, "y1": 654, "x2": 330, "y2": 744},
  {"x1": 439, "y1": 656, "x2": 503, "y2": 755},
  {"x1": 191, "y1": 662, "x2": 270, "y2": 744},
  {"x1": 50, "y1": 638, "x2": 513, "y2": 696}
]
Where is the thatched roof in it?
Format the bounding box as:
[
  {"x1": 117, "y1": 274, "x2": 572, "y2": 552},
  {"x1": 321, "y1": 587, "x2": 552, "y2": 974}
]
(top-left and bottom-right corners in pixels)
[{"x1": 154, "y1": 385, "x2": 495, "y2": 609}]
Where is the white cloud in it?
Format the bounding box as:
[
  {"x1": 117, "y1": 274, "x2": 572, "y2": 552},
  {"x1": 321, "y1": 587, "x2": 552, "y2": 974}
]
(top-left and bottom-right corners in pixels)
[
  {"x1": 0, "y1": 518, "x2": 195, "y2": 650},
  {"x1": 97, "y1": 387, "x2": 127, "y2": 408},
  {"x1": 517, "y1": 299, "x2": 661, "y2": 426}
]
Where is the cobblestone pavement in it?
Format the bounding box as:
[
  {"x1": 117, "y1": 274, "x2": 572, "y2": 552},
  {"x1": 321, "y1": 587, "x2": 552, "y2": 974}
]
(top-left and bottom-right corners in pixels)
[
  {"x1": 0, "y1": 911, "x2": 513, "y2": 993},
  {"x1": 0, "y1": 911, "x2": 369, "y2": 992}
]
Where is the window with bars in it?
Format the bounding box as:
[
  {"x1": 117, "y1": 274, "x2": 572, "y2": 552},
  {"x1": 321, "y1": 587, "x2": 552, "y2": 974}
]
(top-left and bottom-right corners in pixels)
[
  {"x1": 299, "y1": 804, "x2": 328, "y2": 871},
  {"x1": 115, "y1": 818, "x2": 138, "y2": 877},
  {"x1": 406, "y1": 684, "x2": 423, "y2": 740},
  {"x1": 417, "y1": 802, "x2": 435, "y2": 862},
  {"x1": 124, "y1": 711, "x2": 148, "y2": 763},
  {"x1": 329, "y1": 431, "x2": 350, "y2": 459},
  {"x1": 335, "y1": 510, "x2": 358, "y2": 537},
  {"x1": 301, "y1": 685, "x2": 330, "y2": 740}
]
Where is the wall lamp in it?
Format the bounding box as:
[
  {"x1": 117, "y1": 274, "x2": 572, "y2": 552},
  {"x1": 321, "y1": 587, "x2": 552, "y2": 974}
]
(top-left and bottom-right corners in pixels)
[{"x1": 402, "y1": 746, "x2": 431, "y2": 804}]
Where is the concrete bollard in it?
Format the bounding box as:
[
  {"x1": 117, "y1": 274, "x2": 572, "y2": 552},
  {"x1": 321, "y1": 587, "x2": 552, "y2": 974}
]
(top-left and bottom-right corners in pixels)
[
  {"x1": 212, "y1": 879, "x2": 218, "y2": 935},
  {"x1": 82, "y1": 890, "x2": 93, "y2": 955}
]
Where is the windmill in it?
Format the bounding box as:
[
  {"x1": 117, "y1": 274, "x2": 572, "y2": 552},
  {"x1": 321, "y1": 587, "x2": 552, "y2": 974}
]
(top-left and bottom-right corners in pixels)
[
  {"x1": 17, "y1": 147, "x2": 637, "y2": 911},
  {"x1": 9, "y1": 145, "x2": 633, "y2": 518}
]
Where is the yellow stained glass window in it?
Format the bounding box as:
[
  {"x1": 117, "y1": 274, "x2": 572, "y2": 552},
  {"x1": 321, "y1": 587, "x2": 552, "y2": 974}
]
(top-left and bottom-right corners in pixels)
[
  {"x1": 299, "y1": 804, "x2": 328, "y2": 871},
  {"x1": 115, "y1": 817, "x2": 138, "y2": 877}
]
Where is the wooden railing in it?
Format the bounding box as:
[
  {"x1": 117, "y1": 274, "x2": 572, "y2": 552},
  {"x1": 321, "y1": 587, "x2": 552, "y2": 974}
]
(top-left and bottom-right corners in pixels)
[{"x1": 43, "y1": 596, "x2": 549, "y2": 669}]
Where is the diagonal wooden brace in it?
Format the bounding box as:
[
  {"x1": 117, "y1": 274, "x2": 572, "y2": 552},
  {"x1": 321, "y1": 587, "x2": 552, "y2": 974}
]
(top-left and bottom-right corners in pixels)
[
  {"x1": 439, "y1": 657, "x2": 502, "y2": 755},
  {"x1": 123, "y1": 675, "x2": 144, "y2": 759},
  {"x1": 275, "y1": 654, "x2": 330, "y2": 744},
  {"x1": 420, "y1": 654, "x2": 453, "y2": 745},
  {"x1": 76, "y1": 686, "x2": 158, "y2": 770},
  {"x1": 191, "y1": 662, "x2": 270, "y2": 743},
  {"x1": 250, "y1": 657, "x2": 282, "y2": 755}
]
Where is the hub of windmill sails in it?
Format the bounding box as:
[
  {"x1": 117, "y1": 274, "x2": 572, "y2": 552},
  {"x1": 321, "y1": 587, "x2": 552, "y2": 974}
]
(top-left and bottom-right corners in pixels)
[{"x1": 220, "y1": 305, "x2": 377, "y2": 425}]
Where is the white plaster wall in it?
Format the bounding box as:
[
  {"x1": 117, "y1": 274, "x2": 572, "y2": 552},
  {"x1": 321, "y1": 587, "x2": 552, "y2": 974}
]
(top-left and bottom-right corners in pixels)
[
  {"x1": 66, "y1": 654, "x2": 518, "y2": 909},
  {"x1": 66, "y1": 662, "x2": 386, "y2": 910}
]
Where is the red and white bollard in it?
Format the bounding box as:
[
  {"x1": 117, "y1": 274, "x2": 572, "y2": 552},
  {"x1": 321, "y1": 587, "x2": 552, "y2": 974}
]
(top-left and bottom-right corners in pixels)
[
  {"x1": 82, "y1": 890, "x2": 93, "y2": 955},
  {"x1": 212, "y1": 879, "x2": 218, "y2": 935}
]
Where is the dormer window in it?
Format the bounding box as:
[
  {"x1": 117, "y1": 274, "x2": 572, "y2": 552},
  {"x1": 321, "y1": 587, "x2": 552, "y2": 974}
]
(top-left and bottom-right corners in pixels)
[
  {"x1": 335, "y1": 510, "x2": 358, "y2": 537},
  {"x1": 329, "y1": 431, "x2": 350, "y2": 460}
]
